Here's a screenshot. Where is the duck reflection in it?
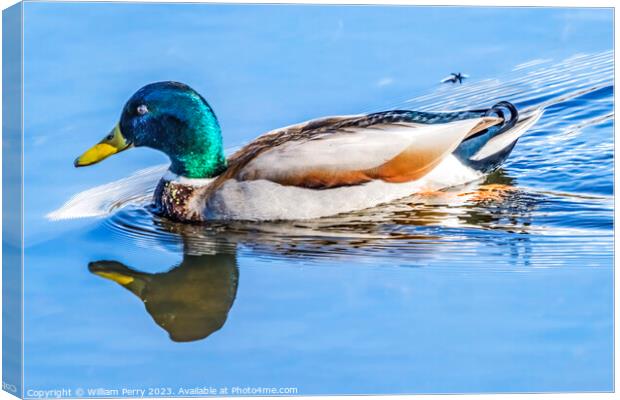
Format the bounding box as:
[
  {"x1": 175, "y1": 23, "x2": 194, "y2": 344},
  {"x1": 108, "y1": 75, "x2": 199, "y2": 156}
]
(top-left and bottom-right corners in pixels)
[
  {"x1": 87, "y1": 169, "x2": 541, "y2": 343},
  {"x1": 89, "y1": 247, "x2": 238, "y2": 343}
]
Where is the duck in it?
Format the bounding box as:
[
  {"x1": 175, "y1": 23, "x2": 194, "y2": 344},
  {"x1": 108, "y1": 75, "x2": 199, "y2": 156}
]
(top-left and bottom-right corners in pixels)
[{"x1": 74, "y1": 81, "x2": 542, "y2": 222}]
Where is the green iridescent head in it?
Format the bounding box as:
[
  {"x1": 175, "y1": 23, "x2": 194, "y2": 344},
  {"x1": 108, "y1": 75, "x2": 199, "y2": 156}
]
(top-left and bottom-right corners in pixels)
[{"x1": 74, "y1": 81, "x2": 227, "y2": 179}]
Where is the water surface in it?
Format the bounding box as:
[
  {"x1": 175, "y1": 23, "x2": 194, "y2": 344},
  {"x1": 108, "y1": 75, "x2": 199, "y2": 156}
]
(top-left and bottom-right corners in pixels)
[{"x1": 22, "y1": 4, "x2": 613, "y2": 396}]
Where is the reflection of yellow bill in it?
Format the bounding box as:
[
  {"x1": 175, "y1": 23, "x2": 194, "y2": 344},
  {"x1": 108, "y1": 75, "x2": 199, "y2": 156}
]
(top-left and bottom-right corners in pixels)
[
  {"x1": 92, "y1": 271, "x2": 134, "y2": 286},
  {"x1": 74, "y1": 123, "x2": 131, "y2": 167}
]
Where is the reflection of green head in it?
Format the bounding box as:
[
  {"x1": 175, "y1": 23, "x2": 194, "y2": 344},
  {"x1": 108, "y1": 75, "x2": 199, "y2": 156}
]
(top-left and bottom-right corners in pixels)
[{"x1": 89, "y1": 252, "x2": 238, "y2": 342}]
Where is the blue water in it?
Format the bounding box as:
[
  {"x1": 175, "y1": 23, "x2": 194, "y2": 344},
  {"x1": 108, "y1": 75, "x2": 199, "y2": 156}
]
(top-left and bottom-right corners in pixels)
[{"x1": 21, "y1": 3, "x2": 612, "y2": 396}]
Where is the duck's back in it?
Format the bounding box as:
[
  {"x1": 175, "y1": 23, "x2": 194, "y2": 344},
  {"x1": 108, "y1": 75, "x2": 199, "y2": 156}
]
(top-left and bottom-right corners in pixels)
[
  {"x1": 210, "y1": 110, "x2": 501, "y2": 189},
  {"x1": 195, "y1": 104, "x2": 540, "y2": 221}
]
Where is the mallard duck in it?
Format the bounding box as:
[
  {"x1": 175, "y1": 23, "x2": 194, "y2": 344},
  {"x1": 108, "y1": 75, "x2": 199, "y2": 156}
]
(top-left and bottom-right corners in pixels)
[{"x1": 74, "y1": 81, "x2": 542, "y2": 222}]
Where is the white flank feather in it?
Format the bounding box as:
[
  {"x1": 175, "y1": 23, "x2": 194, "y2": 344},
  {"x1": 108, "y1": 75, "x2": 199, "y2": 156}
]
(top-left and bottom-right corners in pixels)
[
  {"x1": 205, "y1": 155, "x2": 481, "y2": 221},
  {"x1": 240, "y1": 118, "x2": 483, "y2": 181}
]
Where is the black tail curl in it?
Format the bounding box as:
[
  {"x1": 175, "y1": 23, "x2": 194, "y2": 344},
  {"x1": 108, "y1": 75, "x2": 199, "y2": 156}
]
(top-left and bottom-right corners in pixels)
[
  {"x1": 485, "y1": 101, "x2": 519, "y2": 132},
  {"x1": 463, "y1": 101, "x2": 519, "y2": 142}
]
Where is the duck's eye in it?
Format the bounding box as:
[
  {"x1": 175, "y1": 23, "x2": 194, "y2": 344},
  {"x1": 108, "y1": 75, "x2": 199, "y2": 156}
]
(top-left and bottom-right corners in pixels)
[{"x1": 136, "y1": 105, "x2": 149, "y2": 115}]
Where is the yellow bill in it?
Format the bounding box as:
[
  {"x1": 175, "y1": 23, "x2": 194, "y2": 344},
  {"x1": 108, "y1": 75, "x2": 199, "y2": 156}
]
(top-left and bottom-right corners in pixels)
[{"x1": 74, "y1": 123, "x2": 132, "y2": 167}]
